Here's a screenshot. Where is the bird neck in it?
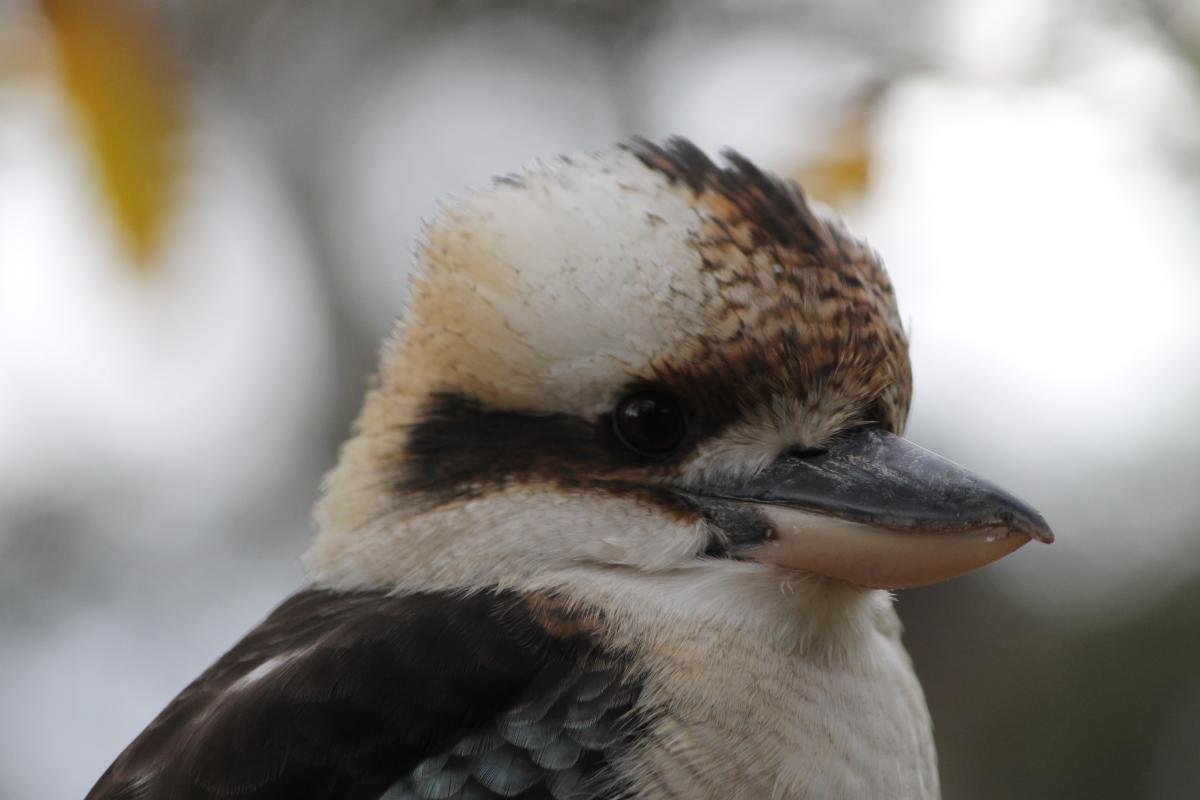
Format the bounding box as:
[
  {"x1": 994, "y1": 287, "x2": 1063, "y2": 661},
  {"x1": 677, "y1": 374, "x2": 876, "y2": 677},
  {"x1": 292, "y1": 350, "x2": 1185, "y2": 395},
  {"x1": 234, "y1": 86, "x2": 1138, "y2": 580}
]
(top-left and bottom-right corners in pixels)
[
  {"x1": 541, "y1": 562, "x2": 898, "y2": 666},
  {"x1": 546, "y1": 564, "x2": 938, "y2": 800}
]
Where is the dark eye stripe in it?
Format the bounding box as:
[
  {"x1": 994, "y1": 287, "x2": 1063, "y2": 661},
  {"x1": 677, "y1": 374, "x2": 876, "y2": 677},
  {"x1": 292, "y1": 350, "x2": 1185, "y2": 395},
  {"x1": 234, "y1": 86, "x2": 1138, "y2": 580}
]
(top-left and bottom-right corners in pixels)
[
  {"x1": 396, "y1": 390, "x2": 893, "y2": 509},
  {"x1": 397, "y1": 393, "x2": 697, "y2": 515},
  {"x1": 399, "y1": 393, "x2": 603, "y2": 502}
]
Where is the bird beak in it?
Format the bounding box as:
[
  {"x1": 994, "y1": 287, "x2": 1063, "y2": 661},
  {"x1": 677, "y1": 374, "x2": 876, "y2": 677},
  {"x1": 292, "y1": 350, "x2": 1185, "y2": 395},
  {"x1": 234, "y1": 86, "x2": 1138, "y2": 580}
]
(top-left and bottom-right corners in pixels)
[{"x1": 689, "y1": 426, "x2": 1053, "y2": 589}]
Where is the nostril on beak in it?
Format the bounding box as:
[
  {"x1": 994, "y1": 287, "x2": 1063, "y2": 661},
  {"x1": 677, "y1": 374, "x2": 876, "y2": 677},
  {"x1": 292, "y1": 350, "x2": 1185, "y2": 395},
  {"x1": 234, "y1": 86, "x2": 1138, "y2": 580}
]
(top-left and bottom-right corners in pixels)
[{"x1": 783, "y1": 445, "x2": 828, "y2": 460}]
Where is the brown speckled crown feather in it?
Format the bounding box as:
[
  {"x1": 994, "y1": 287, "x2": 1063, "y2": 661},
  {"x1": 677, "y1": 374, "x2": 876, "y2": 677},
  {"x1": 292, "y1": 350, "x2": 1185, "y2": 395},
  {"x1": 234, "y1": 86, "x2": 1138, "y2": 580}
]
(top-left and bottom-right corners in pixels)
[{"x1": 626, "y1": 137, "x2": 911, "y2": 435}]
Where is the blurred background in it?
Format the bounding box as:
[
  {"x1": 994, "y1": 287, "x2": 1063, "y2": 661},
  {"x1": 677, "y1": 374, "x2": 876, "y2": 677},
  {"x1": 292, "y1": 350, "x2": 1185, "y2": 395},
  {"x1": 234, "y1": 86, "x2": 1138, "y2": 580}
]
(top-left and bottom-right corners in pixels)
[{"x1": 1, "y1": 0, "x2": 1199, "y2": 797}]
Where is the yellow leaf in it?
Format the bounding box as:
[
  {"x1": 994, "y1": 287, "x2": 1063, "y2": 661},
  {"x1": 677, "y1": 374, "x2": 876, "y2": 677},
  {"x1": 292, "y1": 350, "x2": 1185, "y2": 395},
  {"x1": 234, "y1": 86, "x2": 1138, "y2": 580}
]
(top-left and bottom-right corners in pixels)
[
  {"x1": 793, "y1": 149, "x2": 872, "y2": 209},
  {"x1": 41, "y1": 0, "x2": 185, "y2": 267},
  {"x1": 789, "y1": 83, "x2": 886, "y2": 209}
]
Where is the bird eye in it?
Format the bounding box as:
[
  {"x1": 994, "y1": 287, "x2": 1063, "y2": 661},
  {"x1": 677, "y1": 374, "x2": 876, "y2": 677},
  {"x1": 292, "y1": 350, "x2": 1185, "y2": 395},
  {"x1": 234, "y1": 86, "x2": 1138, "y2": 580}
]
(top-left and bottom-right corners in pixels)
[{"x1": 612, "y1": 391, "x2": 687, "y2": 457}]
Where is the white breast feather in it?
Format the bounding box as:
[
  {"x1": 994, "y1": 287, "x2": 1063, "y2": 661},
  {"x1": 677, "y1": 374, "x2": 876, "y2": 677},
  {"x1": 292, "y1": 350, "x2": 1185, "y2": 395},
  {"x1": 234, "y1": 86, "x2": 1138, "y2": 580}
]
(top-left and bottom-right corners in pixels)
[{"x1": 546, "y1": 567, "x2": 939, "y2": 800}]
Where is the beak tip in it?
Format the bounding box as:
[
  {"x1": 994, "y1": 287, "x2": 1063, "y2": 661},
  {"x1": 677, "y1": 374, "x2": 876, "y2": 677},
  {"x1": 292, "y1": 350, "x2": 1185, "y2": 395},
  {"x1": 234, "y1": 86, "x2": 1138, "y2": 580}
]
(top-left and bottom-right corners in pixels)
[{"x1": 1019, "y1": 513, "x2": 1055, "y2": 545}]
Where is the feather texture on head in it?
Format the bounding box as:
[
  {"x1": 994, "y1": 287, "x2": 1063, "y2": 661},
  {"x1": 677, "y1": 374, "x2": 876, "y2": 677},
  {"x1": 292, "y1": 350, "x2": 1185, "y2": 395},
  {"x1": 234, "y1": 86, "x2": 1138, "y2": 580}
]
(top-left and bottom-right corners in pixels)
[{"x1": 312, "y1": 139, "x2": 914, "y2": 596}]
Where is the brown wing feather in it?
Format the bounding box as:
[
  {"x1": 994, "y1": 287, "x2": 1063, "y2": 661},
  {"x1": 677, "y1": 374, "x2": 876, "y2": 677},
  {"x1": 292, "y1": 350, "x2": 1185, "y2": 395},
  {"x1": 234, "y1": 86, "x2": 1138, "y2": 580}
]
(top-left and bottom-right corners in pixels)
[{"x1": 86, "y1": 589, "x2": 590, "y2": 800}]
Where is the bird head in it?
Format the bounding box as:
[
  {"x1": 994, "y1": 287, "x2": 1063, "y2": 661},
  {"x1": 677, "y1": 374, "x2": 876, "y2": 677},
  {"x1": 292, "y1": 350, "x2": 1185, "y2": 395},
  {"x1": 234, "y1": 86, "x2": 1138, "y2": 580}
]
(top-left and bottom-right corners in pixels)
[{"x1": 310, "y1": 138, "x2": 1051, "y2": 601}]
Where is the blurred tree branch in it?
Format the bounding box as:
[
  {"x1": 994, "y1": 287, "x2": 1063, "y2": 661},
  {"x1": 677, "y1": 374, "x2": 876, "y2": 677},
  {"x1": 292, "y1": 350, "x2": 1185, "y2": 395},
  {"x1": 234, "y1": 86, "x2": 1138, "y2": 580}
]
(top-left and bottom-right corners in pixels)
[
  {"x1": 1141, "y1": 0, "x2": 1200, "y2": 75},
  {"x1": 1139, "y1": 0, "x2": 1200, "y2": 180}
]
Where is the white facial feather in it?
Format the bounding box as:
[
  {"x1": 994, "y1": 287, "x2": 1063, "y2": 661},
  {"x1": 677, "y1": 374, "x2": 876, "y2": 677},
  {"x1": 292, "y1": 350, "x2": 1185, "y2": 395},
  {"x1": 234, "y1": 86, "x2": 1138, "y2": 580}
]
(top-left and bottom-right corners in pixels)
[
  {"x1": 402, "y1": 149, "x2": 711, "y2": 418},
  {"x1": 310, "y1": 489, "x2": 709, "y2": 594}
]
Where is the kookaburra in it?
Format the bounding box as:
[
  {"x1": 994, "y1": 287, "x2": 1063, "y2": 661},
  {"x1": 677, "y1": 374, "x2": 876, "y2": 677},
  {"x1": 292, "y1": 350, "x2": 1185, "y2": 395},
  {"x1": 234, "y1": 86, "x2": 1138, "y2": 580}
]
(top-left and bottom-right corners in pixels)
[{"x1": 88, "y1": 138, "x2": 1052, "y2": 800}]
